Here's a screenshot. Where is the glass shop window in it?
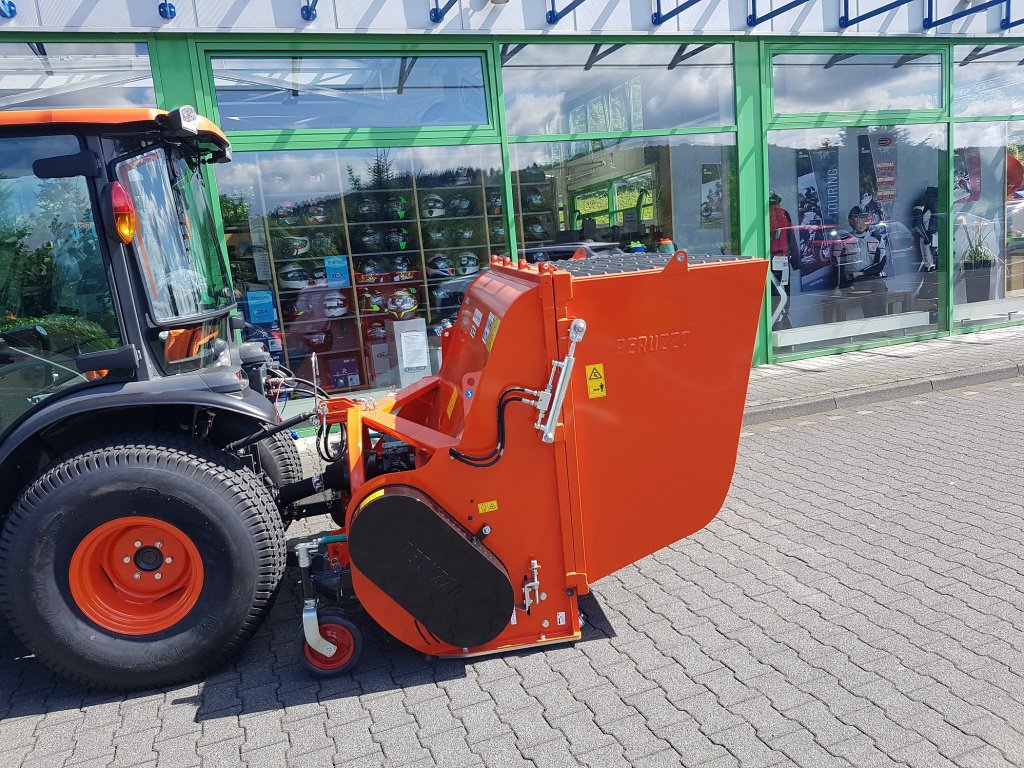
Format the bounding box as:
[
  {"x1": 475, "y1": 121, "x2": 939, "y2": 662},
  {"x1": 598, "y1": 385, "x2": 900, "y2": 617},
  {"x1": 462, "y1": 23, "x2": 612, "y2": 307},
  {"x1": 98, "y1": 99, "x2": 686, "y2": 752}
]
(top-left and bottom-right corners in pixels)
[
  {"x1": 509, "y1": 134, "x2": 738, "y2": 262},
  {"x1": 0, "y1": 42, "x2": 155, "y2": 110},
  {"x1": 215, "y1": 144, "x2": 505, "y2": 395},
  {"x1": 772, "y1": 54, "x2": 942, "y2": 115},
  {"x1": 950, "y1": 121, "x2": 1024, "y2": 327},
  {"x1": 953, "y1": 45, "x2": 1024, "y2": 118},
  {"x1": 211, "y1": 56, "x2": 488, "y2": 131},
  {"x1": 501, "y1": 43, "x2": 734, "y2": 136},
  {"x1": 766, "y1": 124, "x2": 944, "y2": 354}
]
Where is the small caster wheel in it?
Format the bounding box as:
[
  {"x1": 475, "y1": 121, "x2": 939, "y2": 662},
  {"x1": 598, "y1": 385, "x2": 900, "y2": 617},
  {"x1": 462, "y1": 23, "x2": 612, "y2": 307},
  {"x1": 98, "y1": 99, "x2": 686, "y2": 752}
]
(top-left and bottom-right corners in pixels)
[{"x1": 298, "y1": 609, "x2": 362, "y2": 676}]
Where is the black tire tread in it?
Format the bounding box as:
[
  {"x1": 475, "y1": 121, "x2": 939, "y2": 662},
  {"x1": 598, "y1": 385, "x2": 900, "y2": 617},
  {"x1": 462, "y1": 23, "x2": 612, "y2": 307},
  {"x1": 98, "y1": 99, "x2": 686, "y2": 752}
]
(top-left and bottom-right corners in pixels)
[{"x1": 0, "y1": 433, "x2": 286, "y2": 690}]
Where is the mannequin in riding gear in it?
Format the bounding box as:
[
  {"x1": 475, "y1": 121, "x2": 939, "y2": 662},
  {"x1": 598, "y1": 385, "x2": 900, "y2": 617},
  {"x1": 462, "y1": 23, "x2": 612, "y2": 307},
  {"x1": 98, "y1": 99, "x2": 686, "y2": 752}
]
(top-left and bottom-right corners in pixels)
[
  {"x1": 768, "y1": 191, "x2": 799, "y2": 329},
  {"x1": 911, "y1": 186, "x2": 939, "y2": 272},
  {"x1": 831, "y1": 205, "x2": 889, "y2": 318}
]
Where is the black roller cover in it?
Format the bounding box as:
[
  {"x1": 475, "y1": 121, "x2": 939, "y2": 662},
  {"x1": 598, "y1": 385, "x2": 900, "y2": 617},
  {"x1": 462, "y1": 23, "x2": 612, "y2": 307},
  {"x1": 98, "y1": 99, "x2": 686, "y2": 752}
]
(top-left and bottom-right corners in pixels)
[{"x1": 349, "y1": 486, "x2": 515, "y2": 649}]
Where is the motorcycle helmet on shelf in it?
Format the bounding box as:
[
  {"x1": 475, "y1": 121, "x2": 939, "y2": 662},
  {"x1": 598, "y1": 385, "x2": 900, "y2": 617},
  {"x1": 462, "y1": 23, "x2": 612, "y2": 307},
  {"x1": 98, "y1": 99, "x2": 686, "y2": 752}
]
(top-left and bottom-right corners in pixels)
[
  {"x1": 489, "y1": 223, "x2": 506, "y2": 242},
  {"x1": 452, "y1": 166, "x2": 474, "y2": 186},
  {"x1": 428, "y1": 312, "x2": 459, "y2": 337},
  {"x1": 455, "y1": 251, "x2": 480, "y2": 276},
  {"x1": 311, "y1": 263, "x2": 328, "y2": 286},
  {"x1": 454, "y1": 225, "x2": 475, "y2": 244},
  {"x1": 525, "y1": 192, "x2": 545, "y2": 211},
  {"x1": 391, "y1": 254, "x2": 420, "y2": 282},
  {"x1": 449, "y1": 193, "x2": 472, "y2": 217},
  {"x1": 323, "y1": 290, "x2": 349, "y2": 318},
  {"x1": 277, "y1": 262, "x2": 309, "y2": 291},
  {"x1": 525, "y1": 221, "x2": 547, "y2": 239},
  {"x1": 424, "y1": 226, "x2": 447, "y2": 247},
  {"x1": 356, "y1": 197, "x2": 381, "y2": 220},
  {"x1": 302, "y1": 327, "x2": 334, "y2": 353},
  {"x1": 384, "y1": 195, "x2": 409, "y2": 220},
  {"x1": 421, "y1": 194, "x2": 446, "y2": 219},
  {"x1": 384, "y1": 227, "x2": 409, "y2": 252},
  {"x1": 431, "y1": 280, "x2": 462, "y2": 309},
  {"x1": 427, "y1": 253, "x2": 456, "y2": 279},
  {"x1": 278, "y1": 236, "x2": 310, "y2": 257},
  {"x1": 355, "y1": 256, "x2": 389, "y2": 284},
  {"x1": 486, "y1": 193, "x2": 503, "y2": 216},
  {"x1": 366, "y1": 320, "x2": 387, "y2": 341},
  {"x1": 310, "y1": 232, "x2": 334, "y2": 255},
  {"x1": 360, "y1": 287, "x2": 388, "y2": 314},
  {"x1": 357, "y1": 227, "x2": 383, "y2": 253},
  {"x1": 386, "y1": 288, "x2": 418, "y2": 320}
]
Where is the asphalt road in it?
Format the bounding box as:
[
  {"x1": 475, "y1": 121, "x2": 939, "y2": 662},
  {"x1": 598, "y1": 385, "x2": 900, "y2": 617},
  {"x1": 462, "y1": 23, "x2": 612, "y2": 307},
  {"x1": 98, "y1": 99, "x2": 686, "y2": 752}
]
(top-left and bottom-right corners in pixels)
[{"x1": 3, "y1": 379, "x2": 1024, "y2": 767}]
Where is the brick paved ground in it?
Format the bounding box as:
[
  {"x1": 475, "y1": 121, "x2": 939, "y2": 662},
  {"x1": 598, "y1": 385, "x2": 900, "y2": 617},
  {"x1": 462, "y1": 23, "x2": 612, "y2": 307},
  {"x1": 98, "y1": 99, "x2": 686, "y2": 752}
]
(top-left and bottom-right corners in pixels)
[{"x1": 3, "y1": 377, "x2": 1024, "y2": 767}]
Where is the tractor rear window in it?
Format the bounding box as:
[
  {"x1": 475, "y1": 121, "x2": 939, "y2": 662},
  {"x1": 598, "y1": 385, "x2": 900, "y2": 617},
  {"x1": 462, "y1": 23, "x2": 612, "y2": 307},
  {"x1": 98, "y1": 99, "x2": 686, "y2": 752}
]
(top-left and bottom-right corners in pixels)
[
  {"x1": 0, "y1": 134, "x2": 122, "y2": 436},
  {"x1": 116, "y1": 148, "x2": 233, "y2": 323}
]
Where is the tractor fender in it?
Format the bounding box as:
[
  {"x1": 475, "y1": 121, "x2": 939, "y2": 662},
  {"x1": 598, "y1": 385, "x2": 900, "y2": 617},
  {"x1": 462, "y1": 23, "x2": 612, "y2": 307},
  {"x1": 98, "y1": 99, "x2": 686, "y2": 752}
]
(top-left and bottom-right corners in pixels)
[{"x1": 0, "y1": 374, "x2": 277, "y2": 472}]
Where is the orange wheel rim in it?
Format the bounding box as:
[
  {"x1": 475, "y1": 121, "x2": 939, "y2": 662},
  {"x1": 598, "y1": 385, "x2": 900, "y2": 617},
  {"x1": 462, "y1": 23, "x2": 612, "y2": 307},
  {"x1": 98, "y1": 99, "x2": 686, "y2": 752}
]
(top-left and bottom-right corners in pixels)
[
  {"x1": 69, "y1": 517, "x2": 204, "y2": 636},
  {"x1": 304, "y1": 623, "x2": 356, "y2": 669}
]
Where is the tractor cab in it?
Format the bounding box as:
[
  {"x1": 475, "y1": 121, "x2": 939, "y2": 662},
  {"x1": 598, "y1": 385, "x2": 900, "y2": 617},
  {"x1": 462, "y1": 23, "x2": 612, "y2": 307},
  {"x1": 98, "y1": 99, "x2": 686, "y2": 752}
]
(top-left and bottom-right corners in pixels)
[{"x1": 0, "y1": 106, "x2": 239, "y2": 439}]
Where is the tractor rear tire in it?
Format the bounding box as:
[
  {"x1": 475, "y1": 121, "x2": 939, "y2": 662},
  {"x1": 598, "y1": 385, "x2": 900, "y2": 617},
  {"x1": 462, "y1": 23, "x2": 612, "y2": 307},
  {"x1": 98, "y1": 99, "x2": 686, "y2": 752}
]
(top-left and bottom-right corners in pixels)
[
  {"x1": 0, "y1": 434, "x2": 286, "y2": 691},
  {"x1": 257, "y1": 428, "x2": 304, "y2": 490},
  {"x1": 256, "y1": 429, "x2": 304, "y2": 525}
]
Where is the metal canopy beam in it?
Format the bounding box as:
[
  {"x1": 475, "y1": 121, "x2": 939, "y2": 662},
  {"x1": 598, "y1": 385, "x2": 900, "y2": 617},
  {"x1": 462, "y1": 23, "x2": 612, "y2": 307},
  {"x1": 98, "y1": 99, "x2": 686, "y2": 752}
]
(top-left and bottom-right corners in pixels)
[
  {"x1": 583, "y1": 44, "x2": 624, "y2": 71},
  {"x1": 667, "y1": 44, "x2": 714, "y2": 69},
  {"x1": 958, "y1": 44, "x2": 1016, "y2": 65},
  {"x1": 748, "y1": 0, "x2": 814, "y2": 26},
  {"x1": 301, "y1": 0, "x2": 317, "y2": 21},
  {"x1": 839, "y1": 0, "x2": 913, "y2": 28},
  {"x1": 651, "y1": 0, "x2": 709, "y2": 25},
  {"x1": 894, "y1": 53, "x2": 927, "y2": 67},
  {"x1": 0, "y1": 1, "x2": 15, "y2": 18},
  {"x1": 500, "y1": 43, "x2": 526, "y2": 66},
  {"x1": 546, "y1": 0, "x2": 590, "y2": 24},
  {"x1": 824, "y1": 54, "x2": 856, "y2": 68},
  {"x1": 924, "y1": 0, "x2": 1004, "y2": 28}
]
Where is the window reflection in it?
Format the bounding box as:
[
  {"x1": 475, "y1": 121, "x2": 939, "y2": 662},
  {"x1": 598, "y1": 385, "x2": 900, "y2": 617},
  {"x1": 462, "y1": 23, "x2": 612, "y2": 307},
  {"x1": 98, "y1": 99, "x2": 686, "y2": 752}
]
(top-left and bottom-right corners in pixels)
[
  {"x1": 951, "y1": 122, "x2": 1024, "y2": 326},
  {"x1": 0, "y1": 42, "x2": 154, "y2": 110},
  {"x1": 767, "y1": 125, "x2": 944, "y2": 353},
  {"x1": 954, "y1": 45, "x2": 1024, "y2": 118},
  {"x1": 772, "y1": 54, "x2": 942, "y2": 114},
  {"x1": 510, "y1": 134, "x2": 738, "y2": 261},
  {"x1": 212, "y1": 56, "x2": 488, "y2": 131},
  {"x1": 215, "y1": 145, "x2": 505, "y2": 393},
  {"x1": 502, "y1": 43, "x2": 734, "y2": 135}
]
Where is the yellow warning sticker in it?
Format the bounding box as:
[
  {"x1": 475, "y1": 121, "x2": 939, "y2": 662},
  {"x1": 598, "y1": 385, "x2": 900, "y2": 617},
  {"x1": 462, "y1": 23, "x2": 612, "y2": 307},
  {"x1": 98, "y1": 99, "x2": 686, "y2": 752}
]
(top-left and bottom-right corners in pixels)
[
  {"x1": 585, "y1": 363, "x2": 607, "y2": 399},
  {"x1": 484, "y1": 315, "x2": 501, "y2": 352},
  {"x1": 446, "y1": 387, "x2": 459, "y2": 419},
  {"x1": 477, "y1": 499, "x2": 499, "y2": 514}
]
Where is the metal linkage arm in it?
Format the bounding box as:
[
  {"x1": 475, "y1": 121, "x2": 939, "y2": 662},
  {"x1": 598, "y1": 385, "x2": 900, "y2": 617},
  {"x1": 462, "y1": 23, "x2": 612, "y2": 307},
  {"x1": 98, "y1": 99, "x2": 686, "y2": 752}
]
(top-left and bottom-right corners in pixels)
[
  {"x1": 747, "y1": 0, "x2": 813, "y2": 26},
  {"x1": 839, "y1": 0, "x2": 913, "y2": 27}
]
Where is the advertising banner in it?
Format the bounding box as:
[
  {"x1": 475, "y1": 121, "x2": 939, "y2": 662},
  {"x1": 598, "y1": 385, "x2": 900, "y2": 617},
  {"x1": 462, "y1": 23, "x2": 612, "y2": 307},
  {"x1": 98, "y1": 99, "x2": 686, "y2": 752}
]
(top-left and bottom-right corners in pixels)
[
  {"x1": 796, "y1": 146, "x2": 839, "y2": 291},
  {"x1": 858, "y1": 134, "x2": 897, "y2": 224},
  {"x1": 699, "y1": 163, "x2": 724, "y2": 230},
  {"x1": 954, "y1": 147, "x2": 982, "y2": 205}
]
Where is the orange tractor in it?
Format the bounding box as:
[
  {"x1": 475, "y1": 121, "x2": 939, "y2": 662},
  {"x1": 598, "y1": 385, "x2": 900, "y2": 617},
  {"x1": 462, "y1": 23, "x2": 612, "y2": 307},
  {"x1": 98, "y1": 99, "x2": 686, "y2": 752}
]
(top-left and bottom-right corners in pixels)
[
  {"x1": 0, "y1": 104, "x2": 766, "y2": 687},
  {"x1": 283, "y1": 251, "x2": 767, "y2": 675}
]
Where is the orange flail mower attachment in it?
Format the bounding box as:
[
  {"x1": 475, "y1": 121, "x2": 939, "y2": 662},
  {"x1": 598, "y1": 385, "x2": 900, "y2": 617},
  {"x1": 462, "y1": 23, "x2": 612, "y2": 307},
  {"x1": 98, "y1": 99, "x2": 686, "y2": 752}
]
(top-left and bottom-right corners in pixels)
[{"x1": 326, "y1": 251, "x2": 767, "y2": 659}]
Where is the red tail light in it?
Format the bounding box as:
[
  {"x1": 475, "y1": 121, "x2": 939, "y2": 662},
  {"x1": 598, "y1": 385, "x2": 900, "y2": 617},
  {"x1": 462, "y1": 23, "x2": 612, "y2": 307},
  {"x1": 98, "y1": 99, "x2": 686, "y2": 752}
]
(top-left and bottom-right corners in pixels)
[{"x1": 110, "y1": 182, "x2": 137, "y2": 244}]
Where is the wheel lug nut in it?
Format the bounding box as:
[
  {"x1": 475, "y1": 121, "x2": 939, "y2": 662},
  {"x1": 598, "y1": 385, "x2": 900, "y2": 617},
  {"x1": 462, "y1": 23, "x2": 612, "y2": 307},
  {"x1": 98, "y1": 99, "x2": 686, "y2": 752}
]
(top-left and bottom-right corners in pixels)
[
  {"x1": 155, "y1": 541, "x2": 163, "y2": 549},
  {"x1": 154, "y1": 573, "x2": 162, "y2": 581},
  {"x1": 165, "y1": 557, "x2": 173, "y2": 564},
  {"x1": 134, "y1": 540, "x2": 142, "y2": 548},
  {"x1": 133, "y1": 573, "x2": 141, "y2": 580},
  {"x1": 123, "y1": 557, "x2": 131, "y2": 564}
]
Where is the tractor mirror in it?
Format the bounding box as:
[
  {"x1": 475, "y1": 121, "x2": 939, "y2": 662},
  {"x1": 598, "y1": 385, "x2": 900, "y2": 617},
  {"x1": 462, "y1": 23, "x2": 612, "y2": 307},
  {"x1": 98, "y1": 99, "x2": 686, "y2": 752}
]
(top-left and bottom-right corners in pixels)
[
  {"x1": 33, "y1": 149, "x2": 102, "y2": 179},
  {"x1": 74, "y1": 345, "x2": 140, "y2": 374}
]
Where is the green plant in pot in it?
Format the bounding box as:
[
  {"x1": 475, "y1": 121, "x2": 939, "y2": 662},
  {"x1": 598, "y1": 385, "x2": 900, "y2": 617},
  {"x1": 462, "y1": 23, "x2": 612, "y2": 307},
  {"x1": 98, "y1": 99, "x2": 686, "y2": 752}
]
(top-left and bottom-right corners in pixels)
[{"x1": 958, "y1": 216, "x2": 996, "y2": 303}]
